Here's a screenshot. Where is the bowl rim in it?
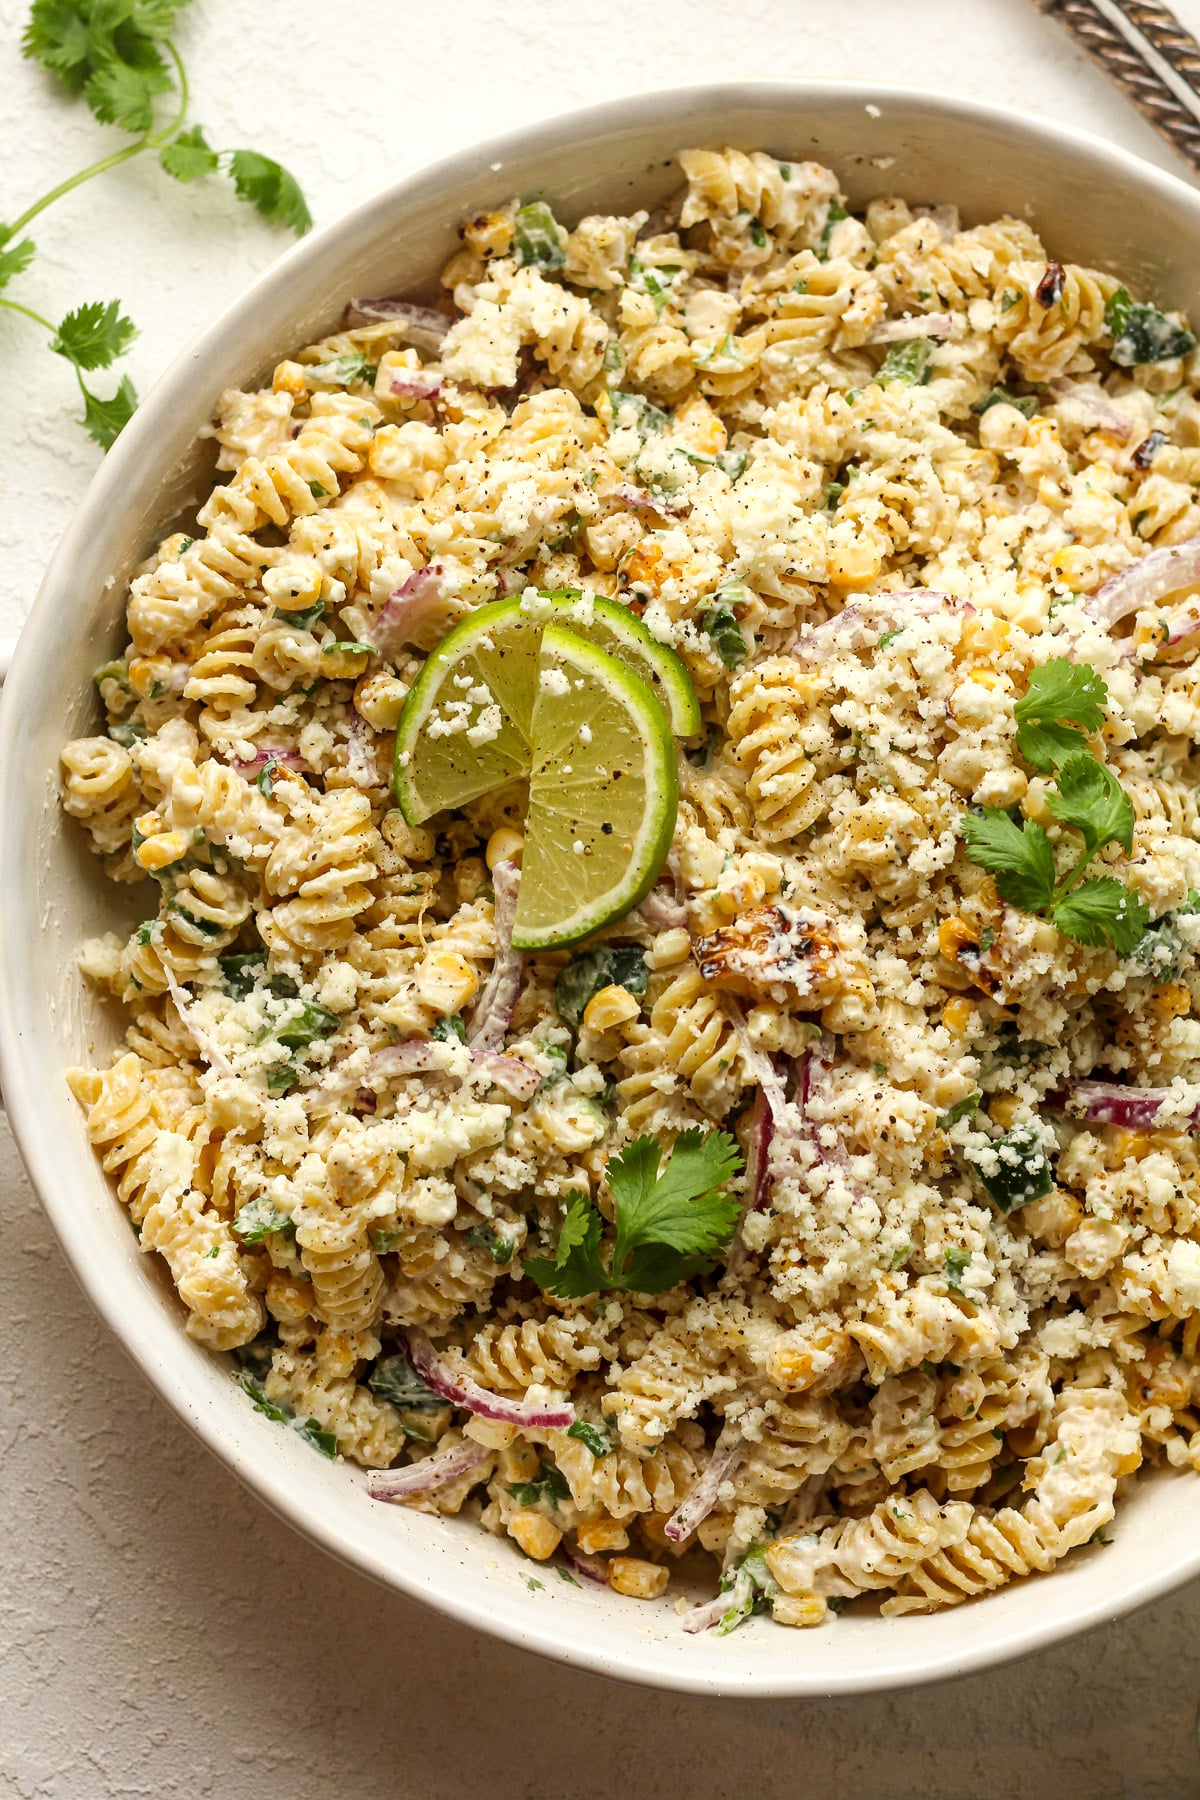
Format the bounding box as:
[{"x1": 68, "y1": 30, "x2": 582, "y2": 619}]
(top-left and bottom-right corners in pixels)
[{"x1": 7, "y1": 78, "x2": 1200, "y2": 1699}]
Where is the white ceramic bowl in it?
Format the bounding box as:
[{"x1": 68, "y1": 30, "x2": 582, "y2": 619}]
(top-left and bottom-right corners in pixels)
[{"x1": 6, "y1": 83, "x2": 1200, "y2": 1698}]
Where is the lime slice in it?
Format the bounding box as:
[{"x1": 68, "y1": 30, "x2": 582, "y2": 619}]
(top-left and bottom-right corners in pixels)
[
  {"x1": 535, "y1": 590, "x2": 702, "y2": 738},
  {"x1": 515, "y1": 624, "x2": 678, "y2": 948},
  {"x1": 393, "y1": 597, "x2": 540, "y2": 824}
]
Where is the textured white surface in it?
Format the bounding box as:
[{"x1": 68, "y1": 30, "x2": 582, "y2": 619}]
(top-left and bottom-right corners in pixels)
[{"x1": 7, "y1": 1, "x2": 1200, "y2": 1793}]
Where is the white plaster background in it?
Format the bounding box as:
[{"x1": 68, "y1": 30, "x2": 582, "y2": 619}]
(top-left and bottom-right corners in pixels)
[{"x1": 5, "y1": 1, "x2": 1200, "y2": 1793}]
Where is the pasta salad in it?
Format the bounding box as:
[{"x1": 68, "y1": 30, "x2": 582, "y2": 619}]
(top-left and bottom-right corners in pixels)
[{"x1": 59, "y1": 146, "x2": 1200, "y2": 1631}]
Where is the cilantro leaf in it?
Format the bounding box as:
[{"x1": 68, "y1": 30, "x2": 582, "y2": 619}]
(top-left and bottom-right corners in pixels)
[
  {"x1": 228, "y1": 149, "x2": 312, "y2": 235},
  {"x1": 51, "y1": 299, "x2": 137, "y2": 370},
  {"x1": 1105, "y1": 286, "x2": 1195, "y2": 366},
  {"x1": 523, "y1": 1195, "x2": 610, "y2": 1299},
  {"x1": 525, "y1": 1132, "x2": 742, "y2": 1299},
  {"x1": 610, "y1": 1130, "x2": 742, "y2": 1267},
  {"x1": 1053, "y1": 877, "x2": 1150, "y2": 953},
  {"x1": 84, "y1": 52, "x2": 171, "y2": 132},
  {"x1": 1045, "y1": 753, "x2": 1134, "y2": 860},
  {"x1": 961, "y1": 810, "x2": 1056, "y2": 913},
  {"x1": 0, "y1": 235, "x2": 36, "y2": 292},
  {"x1": 160, "y1": 123, "x2": 219, "y2": 182},
  {"x1": 23, "y1": 0, "x2": 179, "y2": 106},
  {"x1": 566, "y1": 1419, "x2": 613, "y2": 1458},
  {"x1": 79, "y1": 373, "x2": 137, "y2": 448},
  {"x1": 1013, "y1": 658, "x2": 1106, "y2": 771}
]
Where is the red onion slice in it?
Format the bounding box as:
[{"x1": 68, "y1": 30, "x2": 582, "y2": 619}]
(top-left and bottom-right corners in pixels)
[
  {"x1": 562, "y1": 1542, "x2": 609, "y2": 1585},
  {"x1": 164, "y1": 970, "x2": 240, "y2": 1081},
  {"x1": 611, "y1": 482, "x2": 687, "y2": 519},
  {"x1": 631, "y1": 886, "x2": 688, "y2": 931},
  {"x1": 345, "y1": 716, "x2": 377, "y2": 791},
  {"x1": 229, "y1": 747, "x2": 307, "y2": 779},
  {"x1": 344, "y1": 298, "x2": 453, "y2": 349},
  {"x1": 369, "y1": 1041, "x2": 538, "y2": 1098},
  {"x1": 1046, "y1": 1080, "x2": 1200, "y2": 1131},
  {"x1": 403, "y1": 1329, "x2": 575, "y2": 1429},
  {"x1": 664, "y1": 1422, "x2": 745, "y2": 1543},
  {"x1": 368, "y1": 1438, "x2": 491, "y2": 1502},
  {"x1": 868, "y1": 314, "x2": 953, "y2": 344},
  {"x1": 742, "y1": 1087, "x2": 775, "y2": 1216},
  {"x1": 1046, "y1": 378, "x2": 1133, "y2": 442},
  {"x1": 365, "y1": 563, "x2": 450, "y2": 659},
  {"x1": 467, "y1": 861, "x2": 523, "y2": 1051},
  {"x1": 791, "y1": 590, "x2": 970, "y2": 661},
  {"x1": 1086, "y1": 535, "x2": 1200, "y2": 630},
  {"x1": 388, "y1": 368, "x2": 443, "y2": 402},
  {"x1": 681, "y1": 1590, "x2": 736, "y2": 1635}
]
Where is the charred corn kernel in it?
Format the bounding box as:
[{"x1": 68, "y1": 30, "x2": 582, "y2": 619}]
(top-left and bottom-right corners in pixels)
[
  {"x1": 828, "y1": 535, "x2": 883, "y2": 588},
  {"x1": 135, "y1": 828, "x2": 191, "y2": 872},
  {"x1": 938, "y1": 917, "x2": 980, "y2": 963},
  {"x1": 415, "y1": 948, "x2": 479, "y2": 1013},
  {"x1": 499, "y1": 1440, "x2": 541, "y2": 1484},
  {"x1": 577, "y1": 1515, "x2": 630, "y2": 1555},
  {"x1": 772, "y1": 1593, "x2": 828, "y2": 1628},
  {"x1": 486, "y1": 827, "x2": 525, "y2": 870},
  {"x1": 646, "y1": 927, "x2": 692, "y2": 970},
  {"x1": 319, "y1": 642, "x2": 371, "y2": 681},
  {"x1": 265, "y1": 1270, "x2": 314, "y2": 1324},
  {"x1": 273, "y1": 358, "x2": 308, "y2": 397},
  {"x1": 1110, "y1": 1128, "x2": 1158, "y2": 1161},
  {"x1": 464, "y1": 1417, "x2": 518, "y2": 1450},
  {"x1": 608, "y1": 1556, "x2": 670, "y2": 1599},
  {"x1": 1150, "y1": 981, "x2": 1192, "y2": 1024},
  {"x1": 508, "y1": 1510, "x2": 562, "y2": 1562},
  {"x1": 355, "y1": 670, "x2": 409, "y2": 730},
  {"x1": 462, "y1": 208, "x2": 514, "y2": 258},
  {"x1": 624, "y1": 539, "x2": 671, "y2": 595},
  {"x1": 988, "y1": 1094, "x2": 1022, "y2": 1130},
  {"x1": 128, "y1": 654, "x2": 174, "y2": 700},
  {"x1": 942, "y1": 997, "x2": 975, "y2": 1035},
  {"x1": 583, "y1": 984, "x2": 641, "y2": 1032}
]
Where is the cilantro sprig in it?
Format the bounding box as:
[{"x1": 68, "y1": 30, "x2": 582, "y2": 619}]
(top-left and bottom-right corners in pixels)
[
  {"x1": 524, "y1": 1129, "x2": 743, "y2": 1298},
  {"x1": 7, "y1": 1, "x2": 310, "y2": 448},
  {"x1": 962, "y1": 659, "x2": 1149, "y2": 954}
]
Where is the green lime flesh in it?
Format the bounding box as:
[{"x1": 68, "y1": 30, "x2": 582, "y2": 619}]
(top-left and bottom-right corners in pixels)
[{"x1": 513, "y1": 623, "x2": 678, "y2": 949}]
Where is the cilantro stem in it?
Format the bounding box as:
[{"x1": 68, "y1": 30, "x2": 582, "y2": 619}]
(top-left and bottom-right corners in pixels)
[
  {"x1": 7, "y1": 37, "x2": 189, "y2": 238},
  {"x1": 8, "y1": 143, "x2": 147, "y2": 237},
  {"x1": 0, "y1": 296, "x2": 54, "y2": 332}
]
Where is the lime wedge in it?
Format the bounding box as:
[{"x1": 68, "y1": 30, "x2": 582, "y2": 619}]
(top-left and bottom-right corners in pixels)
[
  {"x1": 515, "y1": 624, "x2": 678, "y2": 948},
  {"x1": 393, "y1": 599, "x2": 679, "y2": 947},
  {"x1": 534, "y1": 591, "x2": 702, "y2": 738},
  {"x1": 393, "y1": 598, "x2": 540, "y2": 824}
]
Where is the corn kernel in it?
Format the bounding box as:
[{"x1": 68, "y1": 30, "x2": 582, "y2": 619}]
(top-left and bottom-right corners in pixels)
[
  {"x1": 266, "y1": 1271, "x2": 314, "y2": 1323},
  {"x1": 988, "y1": 1094, "x2": 1022, "y2": 1130},
  {"x1": 583, "y1": 984, "x2": 641, "y2": 1032},
  {"x1": 938, "y1": 917, "x2": 980, "y2": 964},
  {"x1": 647, "y1": 927, "x2": 691, "y2": 970},
  {"x1": 273, "y1": 359, "x2": 308, "y2": 397},
  {"x1": 577, "y1": 1515, "x2": 630, "y2": 1555},
  {"x1": 828, "y1": 536, "x2": 883, "y2": 588},
  {"x1": 942, "y1": 997, "x2": 975, "y2": 1035},
  {"x1": 464, "y1": 1417, "x2": 518, "y2": 1450},
  {"x1": 508, "y1": 1509, "x2": 563, "y2": 1561},
  {"x1": 499, "y1": 1440, "x2": 541, "y2": 1484},
  {"x1": 608, "y1": 1556, "x2": 670, "y2": 1599},
  {"x1": 772, "y1": 1593, "x2": 828, "y2": 1628},
  {"x1": 356, "y1": 671, "x2": 410, "y2": 731},
  {"x1": 966, "y1": 667, "x2": 1001, "y2": 689},
  {"x1": 462, "y1": 209, "x2": 514, "y2": 258},
  {"x1": 135, "y1": 828, "x2": 191, "y2": 872},
  {"x1": 319, "y1": 642, "x2": 371, "y2": 681},
  {"x1": 1149, "y1": 981, "x2": 1191, "y2": 1024},
  {"x1": 415, "y1": 948, "x2": 479, "y2": 1013},
  {"x1": 128, "y1": 655, "x2": 174, "y2": 701},
  {"x1": 486, "y1": 827, "x2": 525, "y2": 871}
]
